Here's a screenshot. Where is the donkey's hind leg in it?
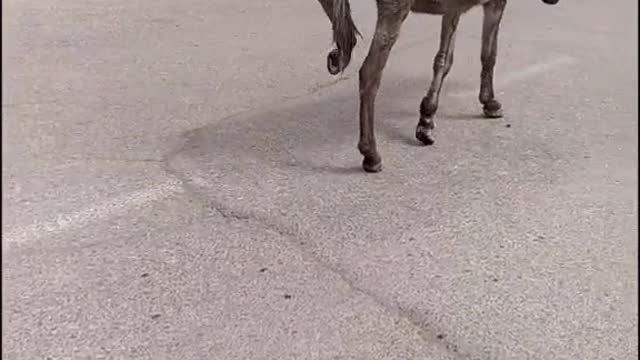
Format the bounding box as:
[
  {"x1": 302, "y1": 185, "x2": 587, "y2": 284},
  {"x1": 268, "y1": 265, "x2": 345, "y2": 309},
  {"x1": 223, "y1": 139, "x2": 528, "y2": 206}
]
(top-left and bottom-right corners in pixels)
[
  {"x1": 358, "y1": 1, "x2": 411, "y2": 172},
  {"x1": 479, "y1": 0, "x2": 507, "y2": 118},
  {"x1": 416, "y1": 12, "x2": 460, "y2": 145}
]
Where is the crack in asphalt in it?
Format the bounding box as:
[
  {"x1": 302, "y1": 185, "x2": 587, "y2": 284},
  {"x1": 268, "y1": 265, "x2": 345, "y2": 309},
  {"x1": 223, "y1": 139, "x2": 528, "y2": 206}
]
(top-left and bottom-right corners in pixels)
[
  {"x1": 161, "y1": 153, "x2": 484, "y2": 360},
  {"x1": 149, "y1": 31, "x2": 557, "y2": 359}
]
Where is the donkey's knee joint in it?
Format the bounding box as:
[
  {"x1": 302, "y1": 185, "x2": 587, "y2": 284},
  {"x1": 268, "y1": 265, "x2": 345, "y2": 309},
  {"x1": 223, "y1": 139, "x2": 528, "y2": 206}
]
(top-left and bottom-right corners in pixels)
[
  {"x1": 481, "y1": 55, "x2": 496, "y2": 68},
  {"x1": 433, "y1": 52, "x2": 448, "y2": 70},
  {"x1": 374, "y1": 30, "x2": 400, "y2": 51}
]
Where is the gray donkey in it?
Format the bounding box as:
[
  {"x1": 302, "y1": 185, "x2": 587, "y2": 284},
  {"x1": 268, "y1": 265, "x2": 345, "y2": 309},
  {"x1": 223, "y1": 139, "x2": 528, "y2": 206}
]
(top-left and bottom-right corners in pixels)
[{"x1": 318, "y1": 0, "x2": 560, "y2": 172}]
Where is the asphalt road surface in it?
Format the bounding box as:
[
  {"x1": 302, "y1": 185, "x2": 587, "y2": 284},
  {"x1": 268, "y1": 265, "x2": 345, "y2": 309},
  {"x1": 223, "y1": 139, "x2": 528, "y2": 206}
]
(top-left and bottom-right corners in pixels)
[{"x1": 3, "y1": 0, "x2": 637, "y2": 359}]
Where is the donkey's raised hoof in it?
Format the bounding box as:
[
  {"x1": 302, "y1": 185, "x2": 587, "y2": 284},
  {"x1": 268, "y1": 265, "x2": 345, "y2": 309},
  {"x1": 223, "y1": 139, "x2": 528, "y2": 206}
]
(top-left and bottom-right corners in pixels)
[
  {"x1": 362, "y1": 156, "x2": 382, "y2": 173},
  {"x1": 327, "y1": 48, "x2": 342, "y2": 75},
  {"x1": 482, "y1": 100, "x2": 503, "y2": 118},
  {"x1": 415, "y1": 122, "x2": 435, "y2": 146}
]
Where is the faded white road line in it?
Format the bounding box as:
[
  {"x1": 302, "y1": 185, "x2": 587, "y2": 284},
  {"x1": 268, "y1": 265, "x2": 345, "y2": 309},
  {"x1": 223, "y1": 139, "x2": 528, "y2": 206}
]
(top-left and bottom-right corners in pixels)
[
  {"x1": 449, "y1": 55, "x2": 577, "y2": 98},
  {"x1": 3, "y1": 178, "x2": 184, "y2": 245}
]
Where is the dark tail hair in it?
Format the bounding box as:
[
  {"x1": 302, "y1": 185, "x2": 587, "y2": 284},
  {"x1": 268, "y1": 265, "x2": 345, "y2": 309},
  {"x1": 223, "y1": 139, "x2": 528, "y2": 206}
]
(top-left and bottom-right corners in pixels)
[{"x1": 332, "y1": 0, "x2": 361, "y2": 70}]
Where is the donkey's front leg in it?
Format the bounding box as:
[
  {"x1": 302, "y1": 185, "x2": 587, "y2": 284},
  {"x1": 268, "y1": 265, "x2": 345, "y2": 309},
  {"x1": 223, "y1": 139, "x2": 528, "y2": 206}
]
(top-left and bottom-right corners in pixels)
[
  {"x1": 358, "y1": 5, "x2": 410, "y2": 172},
  {"x1": 479, "y1": 0, "x2": 506, "y2": 118},
  {"x1": 416, "y1": 13, "x2": 460, "y2": 145}
]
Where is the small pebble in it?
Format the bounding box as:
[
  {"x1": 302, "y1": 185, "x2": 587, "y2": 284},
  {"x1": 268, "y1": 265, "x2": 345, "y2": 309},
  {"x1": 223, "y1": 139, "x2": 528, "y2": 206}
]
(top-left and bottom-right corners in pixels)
[
  {"x1": 284, "y1": 294, "x2": 292, "y2": 300},
  {"x1": 141, "y1": 273, "x2": 150, "y2": 278},
  {"x1": 505, "y1": 123, "x2": 511, "y2": 128},
  {"x1": 259, "y1": 268, "x2": 268, "y2": 273},
  {"x1": 151, "y1": 314, "x2": 161, "y2": 320},
  {"x1": 437, "y1": 334, "x2": 446, "y2": 340}
]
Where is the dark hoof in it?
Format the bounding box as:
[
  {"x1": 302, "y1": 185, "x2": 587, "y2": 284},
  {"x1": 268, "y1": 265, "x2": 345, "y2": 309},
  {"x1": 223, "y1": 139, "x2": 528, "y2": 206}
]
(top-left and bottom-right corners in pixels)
[
  {"x1": 483, "y1": 107, "x2": 503, "y2": 118},
  {"x1": 482, "y1": 100, "x2": 503, "y2": 119},
  {"x1": 327, "y1": 49, "x2": 341, "y2": 75},
  {"x1": 415, "y1": 122, "x2": 435, "y2": 146},
  {"x1": 362, "y1": 156, "x2": 382, "y2": 173}
]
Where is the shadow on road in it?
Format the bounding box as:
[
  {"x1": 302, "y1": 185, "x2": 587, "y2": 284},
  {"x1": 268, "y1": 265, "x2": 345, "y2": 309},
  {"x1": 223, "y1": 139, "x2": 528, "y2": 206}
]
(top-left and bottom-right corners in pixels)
[{"x1": 177, "y1": 74, "x2": 487, "y2": 175}]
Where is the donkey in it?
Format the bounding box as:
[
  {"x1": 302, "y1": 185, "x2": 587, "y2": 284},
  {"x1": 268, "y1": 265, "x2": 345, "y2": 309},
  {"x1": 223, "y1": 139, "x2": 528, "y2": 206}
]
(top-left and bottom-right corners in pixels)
[{"x1": 318, "y1": 0, "x2": 560, "y2": 172}]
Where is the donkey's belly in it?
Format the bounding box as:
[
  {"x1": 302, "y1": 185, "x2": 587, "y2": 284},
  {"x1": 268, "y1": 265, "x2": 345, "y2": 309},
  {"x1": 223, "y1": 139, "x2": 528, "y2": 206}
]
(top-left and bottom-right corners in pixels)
[
  {"x1": 410, "y1": 0, "x2": 490, "y2": 15},
  {"x1": 410, "y1": 0, "x2": 446, "y2": 14}
]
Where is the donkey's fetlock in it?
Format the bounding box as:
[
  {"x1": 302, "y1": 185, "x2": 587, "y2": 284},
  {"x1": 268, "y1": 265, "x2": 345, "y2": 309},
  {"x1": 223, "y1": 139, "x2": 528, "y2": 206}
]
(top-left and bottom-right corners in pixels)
[
  {"x1": 420, "y1": 97, "x2": 438, "y2": 118},
  {"x1": 358, "y1": 142, "x2": 381, "y2": 172},
  {"x1": 358, "y1": 141, "x2": 375, "y2": 157}
]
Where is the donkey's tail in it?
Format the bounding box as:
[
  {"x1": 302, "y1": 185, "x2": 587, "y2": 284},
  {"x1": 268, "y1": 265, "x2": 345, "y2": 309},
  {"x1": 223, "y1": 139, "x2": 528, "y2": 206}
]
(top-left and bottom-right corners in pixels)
[{"x1": 328, "y1": 0, "x2": 361, "y2": 74}]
